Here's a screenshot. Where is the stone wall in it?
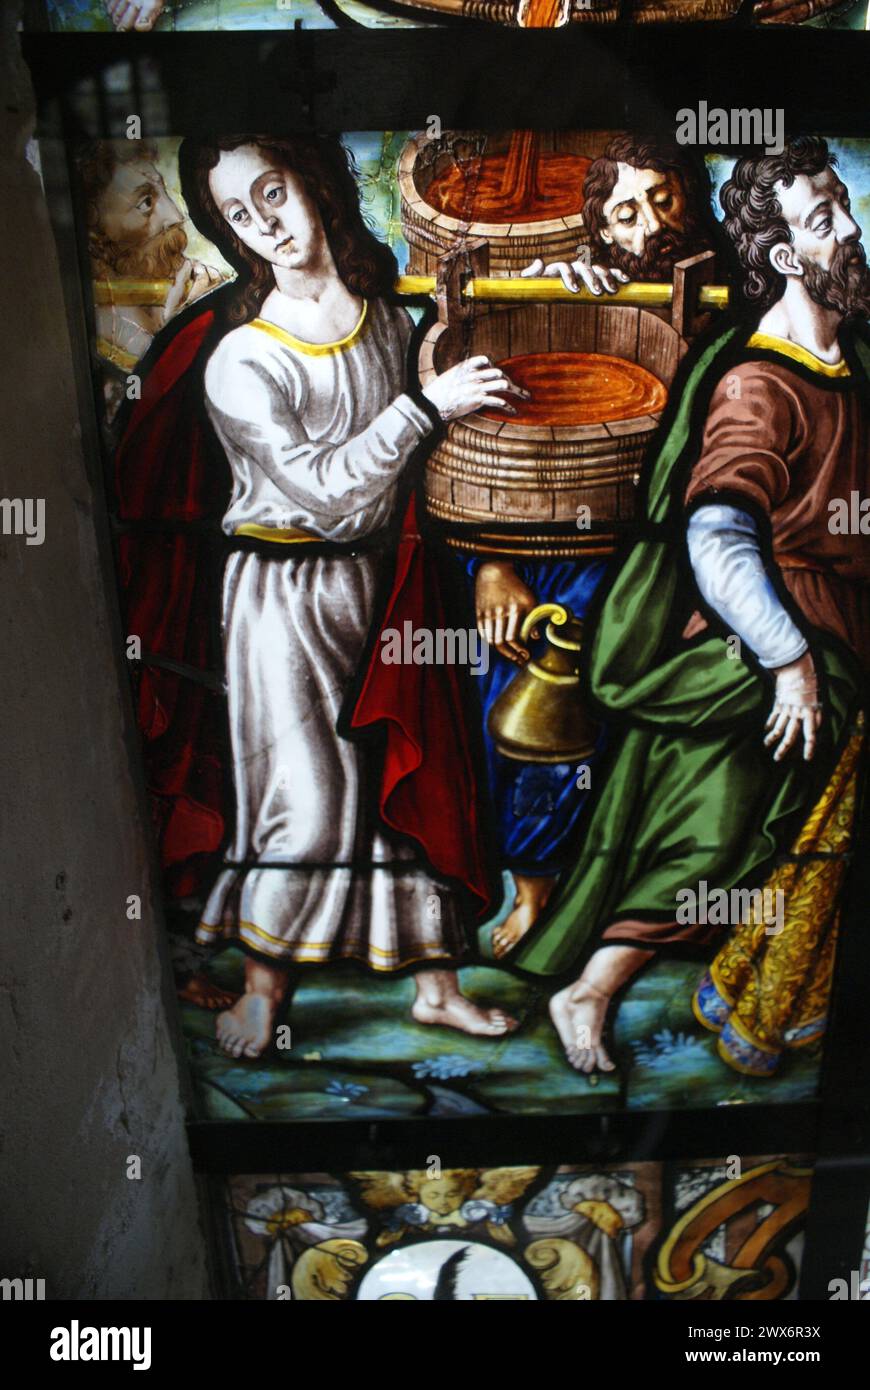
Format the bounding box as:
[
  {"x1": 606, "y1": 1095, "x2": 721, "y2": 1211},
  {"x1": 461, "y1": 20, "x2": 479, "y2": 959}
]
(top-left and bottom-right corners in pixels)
[{"x1": 0, "y1": 5, "x2": 210, "y2": 1299}]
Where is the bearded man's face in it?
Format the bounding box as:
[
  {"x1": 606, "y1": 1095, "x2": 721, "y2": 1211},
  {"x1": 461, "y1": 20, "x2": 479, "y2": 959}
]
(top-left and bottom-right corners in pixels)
[
  {"x1": 802, "y1": 240, "x2": 870, "y2": 319},
  {"x1": 595, "y1": 161, "x2": 711, "y2": 280},
  {"x1": 776, "y1": 167, "x2": 870, "y2": 320},
  {"x1": 90, "y1": 158, "x2": 188, "y2": 278}
]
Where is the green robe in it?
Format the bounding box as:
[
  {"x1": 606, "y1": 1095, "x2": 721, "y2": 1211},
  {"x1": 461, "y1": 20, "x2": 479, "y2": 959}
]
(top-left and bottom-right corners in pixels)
[{"x1": 513, "y1": 324, "x2": 867, "y2": 979}]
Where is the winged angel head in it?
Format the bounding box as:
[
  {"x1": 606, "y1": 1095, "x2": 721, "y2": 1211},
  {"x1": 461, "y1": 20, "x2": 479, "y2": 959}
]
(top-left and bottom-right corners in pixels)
[{"x1": 350, "y1": 1168, "x2": 541, "y2": 1247}]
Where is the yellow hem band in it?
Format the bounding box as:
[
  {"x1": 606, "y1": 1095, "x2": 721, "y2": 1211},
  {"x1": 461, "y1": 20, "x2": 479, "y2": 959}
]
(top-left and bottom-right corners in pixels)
[{"x1": 96, "y1": 337, "x2": 139, "y2": 372}]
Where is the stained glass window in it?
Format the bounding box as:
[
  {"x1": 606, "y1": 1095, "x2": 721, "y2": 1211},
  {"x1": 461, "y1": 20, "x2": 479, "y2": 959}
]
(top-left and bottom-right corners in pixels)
[
  {"x1": 52, "y1": 125, "x2": 868, "y2": 1129},
  {"x1": 17, "y1": 1, "x2": 870, "y2": 1333}
]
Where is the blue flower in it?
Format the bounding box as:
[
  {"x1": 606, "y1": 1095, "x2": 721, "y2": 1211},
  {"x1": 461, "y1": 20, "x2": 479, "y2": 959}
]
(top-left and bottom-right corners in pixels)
[
  {"x1": 631, "y1": 1029, "x2": 708, "y2": 1068},
  {"x1": 412, "y1": 1055, "x2": 485, "y2": 1080},
  {"x1": 324, "y1": 1079, "x2": 369, "y2": 1099}
]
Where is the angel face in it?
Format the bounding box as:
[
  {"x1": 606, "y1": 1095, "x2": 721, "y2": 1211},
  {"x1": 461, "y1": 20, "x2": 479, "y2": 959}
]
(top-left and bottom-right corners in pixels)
[{"x1": 419, "y1": 1176, "x2": 473, "y2": 1217}]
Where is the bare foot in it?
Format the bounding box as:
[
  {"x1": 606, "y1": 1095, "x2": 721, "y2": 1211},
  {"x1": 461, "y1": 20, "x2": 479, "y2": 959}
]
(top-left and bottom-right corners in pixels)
[
  {"x1": 550, "y1": 981, "x2": 616, "y2": 1073},
  {"x1": 492, "y1": 874, "x2": 556, "y2": 959},
  {"x1": 106, "y1": 0, "x2": 165, "y2": 31},
  {"x1": 412, "y1": 969, "x2": 518, "y2": 1036},
  {"x1": 178, "y1": 973, "x2": 239, "y2": 1012},
  {"x1": 215, "y1": 958, "x2": 291, "y2": 1060},
  {"x1": 411, "y1": 993, "x2": 518, "y2": 1036},
  {"x1": 216, "y1": 993, "x2": 281, "y2": 1060},
  {"x1": 492, "y1": 899, "x2": 538, "y2": 958}
]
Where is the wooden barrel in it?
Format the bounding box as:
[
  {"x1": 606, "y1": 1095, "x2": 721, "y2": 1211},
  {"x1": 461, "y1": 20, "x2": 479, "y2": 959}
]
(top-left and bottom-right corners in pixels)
[
  {"x1": 418, "y1": 301, "x2": 686, "y2": 557},
  {"x1": 386, "y1": 0, "x2": 618, "y2": 21},
  {"x1": 369, "y1": 0, "x2": 737, "y2": 19},
  {"x1": 634, "y1": 0, "x2": 739, "y2": 17},
  {"x1": 399, "y1": 132, "x2": 591, "y2": 277}
]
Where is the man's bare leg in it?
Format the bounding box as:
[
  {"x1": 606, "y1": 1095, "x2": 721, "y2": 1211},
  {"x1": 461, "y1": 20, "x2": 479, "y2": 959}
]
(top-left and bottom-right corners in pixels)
[
  {"x1": 216, "y1": 957, "x2": 291, "y2": 1060},
  {"x1": 412, "y1": 969, "x2": 519, "y2": 1036},
  {"x1": 492, "y1": 874, "x2": 557, "y2": 958},
  {"x1": 106, "y1": 0, "x2": 165, "y2": 31},
  {"x1": 550, "y1": 944, "x2": 653, "y2": 1073}
]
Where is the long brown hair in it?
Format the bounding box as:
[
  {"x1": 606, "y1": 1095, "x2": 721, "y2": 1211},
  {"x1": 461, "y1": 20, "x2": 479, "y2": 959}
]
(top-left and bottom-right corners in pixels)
[{"x1": 179, "y1": 135, "x2": 398, "y2": 323}]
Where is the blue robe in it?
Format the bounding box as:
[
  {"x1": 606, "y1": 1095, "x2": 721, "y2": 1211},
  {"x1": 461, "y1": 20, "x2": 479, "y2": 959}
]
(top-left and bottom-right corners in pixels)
[{"x1": 463, "y1": 556, "x2": 609, "y2": 876}]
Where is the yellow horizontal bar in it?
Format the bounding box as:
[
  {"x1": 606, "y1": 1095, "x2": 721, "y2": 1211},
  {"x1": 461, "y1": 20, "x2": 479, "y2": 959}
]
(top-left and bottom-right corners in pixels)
[
  {"x1": 394, "y1": 274, "x2": 729, "y2": 308},
  {"x1": 91, "y1": 273, "x2": 729, "y2": 314},
  {"x1": 467, "y1": 277, "x2": 674, "y2": 305},
  {"x1": 700, "y1": 285, "x2": 730, "y2": 309},
  {"x1": 395, "y1": 274, "x2": 437, "y2": 297},
  {"x1": 93, "y1": 278, "x2": 173, "y2": 306}
]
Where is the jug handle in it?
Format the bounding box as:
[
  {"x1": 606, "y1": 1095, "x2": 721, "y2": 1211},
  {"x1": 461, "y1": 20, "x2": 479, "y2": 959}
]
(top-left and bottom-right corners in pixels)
[{"x1": 520, "y1": 603, "x2": 570, "y2": 644}]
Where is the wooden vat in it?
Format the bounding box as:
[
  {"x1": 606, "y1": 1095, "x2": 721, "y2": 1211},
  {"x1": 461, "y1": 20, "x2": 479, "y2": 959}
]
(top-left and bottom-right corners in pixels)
[
  {"x1": 399, "y1": 132, "x2": 591, "y2": 277},
  {"x1": 419, "y1": 296, "x2": 686, "y2": 557},
  {"x1": 388, "y1": 0, "x2": 617, "y2": 22},
  {"x1": 379, "y1": 0, "x2": 738, "y2": 22}
]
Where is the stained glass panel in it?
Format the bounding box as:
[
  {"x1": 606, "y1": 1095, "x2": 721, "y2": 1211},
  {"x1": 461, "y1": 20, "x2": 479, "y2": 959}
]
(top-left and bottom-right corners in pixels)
[
  {"x1": 218, "y1": 1157, "x2": 813, "y2": 1299},
  {"x1": 63, "y1": 128, "x2": 870, "y2": 1124}
]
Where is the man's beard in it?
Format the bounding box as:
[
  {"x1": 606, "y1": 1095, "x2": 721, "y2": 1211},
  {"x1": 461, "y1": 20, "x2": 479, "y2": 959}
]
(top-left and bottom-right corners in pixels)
[
  {"x1": 91, "y1": 223, "x2": 188, "y2": 279},
  {"x1": 596, "y1": 216, "x2": 712, "y2": 282},
  {"x1": 802, "y1": 240, "x2": 870, "y2": 321}
]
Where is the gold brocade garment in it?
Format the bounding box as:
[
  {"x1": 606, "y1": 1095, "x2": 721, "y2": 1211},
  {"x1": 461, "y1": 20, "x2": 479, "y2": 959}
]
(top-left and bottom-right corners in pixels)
[{"x1": 692, "y1": 715, "x2": 865, "y2": 1077}]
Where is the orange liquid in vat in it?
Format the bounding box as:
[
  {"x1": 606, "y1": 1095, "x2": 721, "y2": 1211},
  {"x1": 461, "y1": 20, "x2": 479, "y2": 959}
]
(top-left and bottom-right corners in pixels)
[
  {"x1": 483, "y1": 351, "x2": 668, "y2": 426},
  {"x1": 426, "y1": 144, "x2": 589, "y2": 224},
  {"x1": 522, "y1": 0, "x2": 564, "y2": 22}
]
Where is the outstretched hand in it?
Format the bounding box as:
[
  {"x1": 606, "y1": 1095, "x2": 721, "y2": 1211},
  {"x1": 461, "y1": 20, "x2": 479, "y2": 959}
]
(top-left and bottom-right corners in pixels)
[{"x1": 765, "y1": 651, "x2": 823, "y2": 763}]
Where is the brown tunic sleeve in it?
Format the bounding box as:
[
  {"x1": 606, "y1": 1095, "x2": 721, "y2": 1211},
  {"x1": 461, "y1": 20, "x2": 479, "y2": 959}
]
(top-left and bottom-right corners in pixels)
[{"x1": 684, "y1": 364, "x2": 800, "y2": 515}]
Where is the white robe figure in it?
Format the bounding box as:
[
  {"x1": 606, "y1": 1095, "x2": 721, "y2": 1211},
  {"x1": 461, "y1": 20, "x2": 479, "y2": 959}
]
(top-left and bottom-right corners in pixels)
[{"x1": 196, "y1": 297, "x2": 465, "y2": 969}]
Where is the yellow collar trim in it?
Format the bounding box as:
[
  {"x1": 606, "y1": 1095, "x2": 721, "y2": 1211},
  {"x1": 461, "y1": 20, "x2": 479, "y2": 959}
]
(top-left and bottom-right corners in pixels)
[
  {"x1": 250, "y1": 300, "x2": 368, "y2": 357},
  {"x1": 747, "y1": 331, "x2": 850, "y2": 378}
]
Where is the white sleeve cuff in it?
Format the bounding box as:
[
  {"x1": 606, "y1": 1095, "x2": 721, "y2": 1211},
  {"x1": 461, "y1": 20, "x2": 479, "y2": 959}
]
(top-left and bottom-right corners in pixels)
[{"x1": 392, "y1": 393, "x2": 435, "y2": 439}]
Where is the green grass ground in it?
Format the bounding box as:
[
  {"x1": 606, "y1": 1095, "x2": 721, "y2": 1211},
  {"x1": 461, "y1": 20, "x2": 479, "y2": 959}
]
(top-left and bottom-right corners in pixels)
[{"x1": 183, "y1": 922, "x2": 822, "y2": 1121}]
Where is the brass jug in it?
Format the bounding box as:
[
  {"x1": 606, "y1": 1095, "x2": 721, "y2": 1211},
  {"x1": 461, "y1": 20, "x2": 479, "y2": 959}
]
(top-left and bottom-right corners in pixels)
[{"x1": 487, "y1": 603, "x2": 599, "y2": 763}]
